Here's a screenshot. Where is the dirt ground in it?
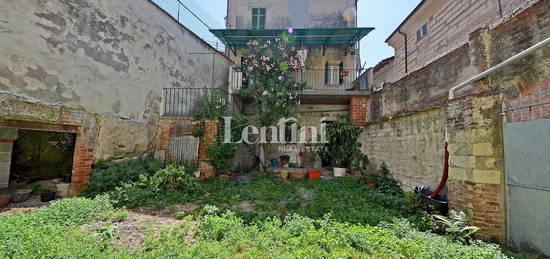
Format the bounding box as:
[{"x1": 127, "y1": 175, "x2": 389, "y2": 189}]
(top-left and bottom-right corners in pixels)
[
  {"x1": 0, "y1": 195, "x2": 48, "y2": 215},
  {"x1": 84, "y1": 211, "x2": 184, "y2": 250}
]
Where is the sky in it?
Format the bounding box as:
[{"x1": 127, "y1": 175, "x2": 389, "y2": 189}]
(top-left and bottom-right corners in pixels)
[{"x1": 158, "y1": 0, "x2": 422, "y2": 68}]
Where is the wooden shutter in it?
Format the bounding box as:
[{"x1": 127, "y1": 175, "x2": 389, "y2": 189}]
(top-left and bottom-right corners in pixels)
[
  {"x1": 339, "y1": 62, "x2": 344, "y2": 84},
  {"x1": 324, "y1": 62, "x2": 329, "y2": 85}
]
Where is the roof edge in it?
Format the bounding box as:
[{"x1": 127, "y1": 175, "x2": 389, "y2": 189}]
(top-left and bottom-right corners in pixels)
[{"x1": 385, "y1": 0, "x2": 427, "y2": 43}]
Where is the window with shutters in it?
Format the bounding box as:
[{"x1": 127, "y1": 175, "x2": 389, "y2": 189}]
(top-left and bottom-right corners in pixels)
[
  {"x1": 252, "y1": 8, "x2": 266, "y2": 29},
  {"x1": 326, "y1": 66, "x2": 339, "y2": 85}
]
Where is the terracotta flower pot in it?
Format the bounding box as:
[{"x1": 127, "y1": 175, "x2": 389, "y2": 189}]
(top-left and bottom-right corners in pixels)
[
  {"x1": 0, "y1": 188, "x2": 12, "y2": 208},
  {"x1": 368, "y1": 182, "x2": 377, "y2": 188},
  {"x1": 307, "y1": 170, "x2": 321, "y2": 180},
  {"x1": 351, "y1": 170, "x2": 362, "y2": 177},
  {"x1": 358, "y1": 179, "x2": 367, "y2": 185},
  {"x1": 290, "y1": 171, "x2": 306, "y2": 180}
]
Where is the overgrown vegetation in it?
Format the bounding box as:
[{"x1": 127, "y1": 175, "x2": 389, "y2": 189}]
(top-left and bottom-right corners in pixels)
[
  {"x1": 0, "y1": 196, "x2": 114, "y2": 258},
  {"x1": 3, "y1": 161, "x2": 519, "y2": 258},
  {"x1": 82, "y1": 158, "x2": 166, "y2": 198},
  {"x1": 0, "y1": 197, "x2": 508, "y2": 258},
  {"x1": 110, "y1": 164, "x2": 201, "y2": 209}
]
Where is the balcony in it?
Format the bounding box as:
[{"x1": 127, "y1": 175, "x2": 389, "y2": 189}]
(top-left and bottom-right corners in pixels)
[{"x1": 229, "y1": 68, "x2": 370, "y2": 101}]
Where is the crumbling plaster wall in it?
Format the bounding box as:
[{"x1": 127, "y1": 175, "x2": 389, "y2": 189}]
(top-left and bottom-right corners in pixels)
[{"x1": 0, "y1": 0, "x2": 233, "y2": 160}]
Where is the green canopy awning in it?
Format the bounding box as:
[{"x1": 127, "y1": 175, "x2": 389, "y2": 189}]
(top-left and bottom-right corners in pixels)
[{"x1": 210, "y1": 27, "x2": 374, "y2": 52}]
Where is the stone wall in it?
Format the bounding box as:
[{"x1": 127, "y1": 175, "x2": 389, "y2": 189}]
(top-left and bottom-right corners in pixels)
[
  {"x1": 362, "y1": 1, "x2": 549, "y2": 241},
  {"x1": 0, "y1": 0, "x2": 232, "y2": 194},
  {"x1": 361, "y1": 107, "x2": 446, "y2": 190}
]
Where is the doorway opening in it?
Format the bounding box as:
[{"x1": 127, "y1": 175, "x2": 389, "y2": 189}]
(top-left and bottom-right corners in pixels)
[{"x1": 9, "y1": 130, "x2": 76, "y2": 202}]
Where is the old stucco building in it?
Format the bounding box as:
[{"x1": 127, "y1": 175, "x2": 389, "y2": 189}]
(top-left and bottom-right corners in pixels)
[
  {"x1": 213, "y1": 0, "x2": 373, "y2": 167},
  {"x1": 0, "y1": 0, "x2": 232, "y2": 195},
  {"x1": 386, "y1": 0, "x2": 531, "y2": 80}
]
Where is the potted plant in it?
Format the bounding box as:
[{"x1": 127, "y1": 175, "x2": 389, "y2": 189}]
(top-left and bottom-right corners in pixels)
[
  {"x1": 352, "y1": 160, "x2": 362, "y2": 176},
  {"x1": 352, "y1": 154, "x2": 369, "y2": 177},
  {"x1": 317, "y1": 118, "x2": 364, "y2": 177},
  {"x1": 364, "y1": 174, "x2": 378, "y2": 188}
]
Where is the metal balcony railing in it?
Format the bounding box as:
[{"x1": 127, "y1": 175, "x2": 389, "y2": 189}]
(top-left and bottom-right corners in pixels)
[
  {"x1": 162, "y1": 87, "x2": 227, "y2": 117},
  {"x1": 228, "y1": 68, "x2": 363, "y2": 95},
  {"x1": 293, "y1": 69, "x2": 359, "y2": 92}
]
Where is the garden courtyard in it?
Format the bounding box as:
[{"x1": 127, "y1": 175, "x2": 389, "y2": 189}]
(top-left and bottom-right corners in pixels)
[{"x1": 0, "y1": 159, "x2": 528, "y2": 258}]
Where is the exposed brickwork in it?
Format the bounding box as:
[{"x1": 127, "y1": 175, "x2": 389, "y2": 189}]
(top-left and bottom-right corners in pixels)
[
  {"x1": 446, "y1": 94, "x2": 506, "y2": 240},
  {"x1": 350, "y1": 97, "x2": 368, "y2": 126},
  {"x1": 198, "y1": 120, "x2": 219, "y2": 179},
  {"x1": 447, "y1": 179, "x2": 505, "y2": 239},
  {"x1": 506, "y1": 77, "x2": 550, "y2": 122},
  {"x1": 362, "y1": 1, "x2": 549, "y2": 242},
  {"x1": 156, "y1": 118, "x2": 194, "y2": 157},
  {"x1": 0, "y1": 106, "x2": 97, "y2": 196}
]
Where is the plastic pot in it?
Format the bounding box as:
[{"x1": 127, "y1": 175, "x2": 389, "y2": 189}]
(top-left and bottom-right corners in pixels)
[
  {"x1": 40, "y1": 191, "x2": 56, "y2": 202},
  {"x1": 307, "y1": 170, "x2": 321, "y2": 180},
  {"x1": 280, "y1": 171, "x2": 289, "y2": 179},
  {"x1": 11, "y1": 188, "x2": 32, "y2": 203},
  {"x1": 333, "y1": 167, "x2": 346, "y2": 177},
  {"x1": 416, "y1": 188, "x2": 449, "y2": 215}
]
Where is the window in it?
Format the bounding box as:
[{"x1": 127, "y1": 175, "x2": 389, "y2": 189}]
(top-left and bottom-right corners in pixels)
[
  {"x1": 324, "y1": 62, "x2": 344, "y2": 85},
  {"x1": 416, "y1": 23, "x2": 428, "y2": 41},
  {"x1": 252, "y1": 8, "x2": 266, "y2": 29},
  {"x1": 325, "y1": 65, "x2": 339, "y2": 85}
]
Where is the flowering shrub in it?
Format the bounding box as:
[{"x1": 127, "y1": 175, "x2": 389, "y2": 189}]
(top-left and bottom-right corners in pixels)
[{"x1": 240, "y1": 33, "x2": 304, "y2": 126}]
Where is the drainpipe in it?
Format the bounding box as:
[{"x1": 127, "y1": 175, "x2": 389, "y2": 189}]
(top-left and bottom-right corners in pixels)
[
  {"x1": 448, "y1": 36, "x2": 550, "y2": 99},
  {"x1": 497, "y1": 0, "x2": 503, "y2": 18},
  {"x1": 398, "y1": 31, "x2": 408, "y2": 74}
]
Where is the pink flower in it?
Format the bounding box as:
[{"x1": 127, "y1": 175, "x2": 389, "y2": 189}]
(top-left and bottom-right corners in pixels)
[
  {"x1": 288, "y1": 27, "x2": 294, "y2": 34},
  {"x1": 262, "y1": 90, "x2": 268, "y2": 96}
]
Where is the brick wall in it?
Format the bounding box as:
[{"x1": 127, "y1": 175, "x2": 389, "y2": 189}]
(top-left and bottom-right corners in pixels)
[
  {"x1": 446, "y1": 94, "x2": 506, "y2": 240},
  {"x1": 198, "y1": 121, "x2": 219, "y2": 179},
  {"x1": 350, "y1": 97, "x2": 368, "y2": 126}
]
